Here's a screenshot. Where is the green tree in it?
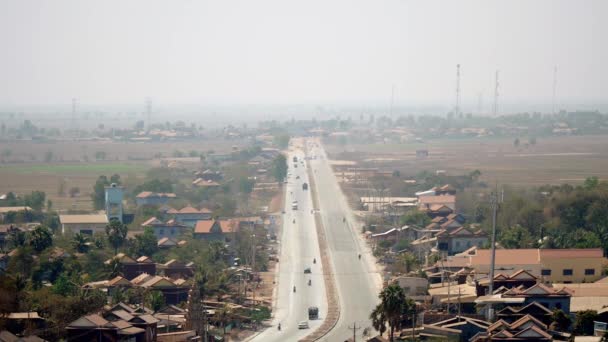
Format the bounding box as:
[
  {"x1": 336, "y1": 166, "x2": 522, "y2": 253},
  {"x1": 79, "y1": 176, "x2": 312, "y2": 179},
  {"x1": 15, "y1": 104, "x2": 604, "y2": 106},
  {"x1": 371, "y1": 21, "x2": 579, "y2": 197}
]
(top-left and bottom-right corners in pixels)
[
  {"x1": 574, "y1": 310, "x2": 598, "y2": 335},
  {"x1": 72, "y1": 233, "x2": 90, "y2": 253},
  {"x1": 52, "y1": 273, "x2": 77, "y2": 296},
  {"x1": 400, "y1": 210, "x2": 431, "y2": 227},
  {"x1": 105, "y1": 219, "x2": 128, "y2": 254},
  {"x1": 273, "y1": 134, "x2": 290, "y2": 149},
  {"x1": 394, "y1": 252, "x2": 419, "y2": 274},
  {"x1": 132, "y1": 227, "x2": 158, "y2": 257},
  {"x1": 271, "y1": 154, "x2": 288, "y2": 182},
  {"x1": 369, "y1": 283, "x2": 415, "y2": 341},
  {"x1": 499, "y1": 225, "x2": 534, "y2": 249},
  {"x1": 92, "y1": 174, "x2": 121, "y2": 210},
  {"x1": 145, "y1": 290, "x2": 165, "y2": 312},
  {"x1": 583, "y1": 176, "x2": 599, "y2": 190},
  {"x1": 550, "y1": 309, "x2": 571, "y2": 331},
  {"x1": 28, "y1": 225, "x2": 53, "y2": 252},
  {"x1": 238, "y1": 177, "x2": 255, "y2": 194}
]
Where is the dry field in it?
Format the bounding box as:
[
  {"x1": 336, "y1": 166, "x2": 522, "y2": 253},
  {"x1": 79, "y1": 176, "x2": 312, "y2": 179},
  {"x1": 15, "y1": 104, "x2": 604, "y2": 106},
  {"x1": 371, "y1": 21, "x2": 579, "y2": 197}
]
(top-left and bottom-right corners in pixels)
[
  {"x1": 0, "y1": 139, "x2": 242, "y2": 211},
  {"x1": 324, "y1": 135, "x2": 608, "y2": 187}
]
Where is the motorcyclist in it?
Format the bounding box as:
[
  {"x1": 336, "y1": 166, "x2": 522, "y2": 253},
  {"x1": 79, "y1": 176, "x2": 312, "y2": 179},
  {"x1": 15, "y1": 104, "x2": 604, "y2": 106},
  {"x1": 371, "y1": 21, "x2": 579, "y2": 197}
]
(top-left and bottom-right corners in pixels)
[
  {"x1": 293, "y1": 286, "x2": 296, "y2": 293},
  {"x1": 358, "y1": 254, "x2": 361, "y2": 260},
  {"x1": 343, "y1": 217, "x2": 346, "y2": 223},
  {"x1": 313, "y1": 258, "x2": 316, "y2": 264},
  {"x1": 278, "y1": 323, "x2": 281, "y2": 331},
  {"x1": 308, "y1": 279, "x2": 312, "y2": 286},
  {"x1": 293, "y1": 219, "x2": 295, "y2": 224}
]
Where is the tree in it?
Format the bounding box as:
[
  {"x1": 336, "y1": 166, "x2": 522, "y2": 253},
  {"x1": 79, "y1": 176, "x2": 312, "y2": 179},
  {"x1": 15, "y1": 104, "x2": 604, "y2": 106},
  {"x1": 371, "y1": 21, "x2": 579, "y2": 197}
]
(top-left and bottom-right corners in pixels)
[
  {"x1": 44, "y1": 150, "x2": 54, "y2": 162},
  {"x1": 394, "y1": 252, "x2": 419, "y2": 274},
  {"x1": 52, "y1": 273, "x2": 77, "y2": 296},
  {"x1": 28, "y1": 225, "x2": 53, "y2": 252},
  {"x1": 23, "y1": 191, "x2": 46, "y2": 211},
  {"x1": 106, "y1": 219, "x2": 128, "y2": 254},
  {"x1": 550, "y1": 309, "x2": 571, "y2": 331},
  {"x1": 95, "y1": 151, "x2": 107, "y2": 161},
  {"x1": 271, "y1": 154, "x2": 288, "y2": 182},
  {"x1": 57, "y1": 179, "x2": 66, "y2": 196},
  {"x1": 400, "y1": 210, "x2": 431, "y2": 227},
  {"x1": 273, "y1": 134, "x2": 290, "y2": 149},
  {"x1": 574, "y1": 310, "x2": 598, "y2": 335},
  {"x1": 369, "y1": 283, "x2": 415, "y2": 341},
  {"x1": 583, "y1": 176, "x2": 599, "y2": 190},
  {"x1": 499, "y1": 225, "x2": 534, "y2": 249},
  {"x1": 132, "y1": 227, "x2": 158, "y2": 257},
  {"x1": 72, "y1": 233, "x2": 90, "y2": 253},
  {"x1": 92, "y1": 174, "x2": 121, "y2": 210},
  {"x1": 146, "y1": 290, "x2": 165, "y2": 312},
  {"x1": 238, "y1": 177, "x2": 255, "y2": 194}
]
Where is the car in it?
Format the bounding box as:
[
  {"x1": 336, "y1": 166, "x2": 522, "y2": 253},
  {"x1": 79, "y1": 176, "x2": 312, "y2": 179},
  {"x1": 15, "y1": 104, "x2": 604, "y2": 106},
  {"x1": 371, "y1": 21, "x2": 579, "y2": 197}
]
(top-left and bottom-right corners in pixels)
[
  {"x1": 304, "y1": 267, "x2": 311, "y2": 274},
  {"x1": 298, "y1": 321, "x2": 309, "y2": 329}
]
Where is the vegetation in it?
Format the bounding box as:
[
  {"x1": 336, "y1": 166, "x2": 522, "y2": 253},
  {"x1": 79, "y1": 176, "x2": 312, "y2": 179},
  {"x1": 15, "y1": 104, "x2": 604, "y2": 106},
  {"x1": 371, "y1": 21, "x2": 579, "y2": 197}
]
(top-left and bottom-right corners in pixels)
[
  {"x1": 271, "y1": 154, "x2": 288, "y2": 182},
  {"x1": 370, "y1": 283, "x2": 415, "y2": 341}
]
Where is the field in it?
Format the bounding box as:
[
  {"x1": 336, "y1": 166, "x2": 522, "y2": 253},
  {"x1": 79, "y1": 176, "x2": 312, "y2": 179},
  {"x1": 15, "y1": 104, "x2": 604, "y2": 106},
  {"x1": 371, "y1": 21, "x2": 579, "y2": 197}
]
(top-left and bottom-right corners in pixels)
[
  {"x1": 324, "y1": 134, "x2": 608, "y2": 187},
  {"x1": 0, "y1": 139, "x2": 243, "y2": 211}
]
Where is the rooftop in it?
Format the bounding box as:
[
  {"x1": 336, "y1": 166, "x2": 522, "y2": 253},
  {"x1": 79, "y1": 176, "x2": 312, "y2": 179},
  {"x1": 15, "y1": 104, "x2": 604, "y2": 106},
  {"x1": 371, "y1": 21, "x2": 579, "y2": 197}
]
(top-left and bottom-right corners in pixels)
[{"x1": 59, "y1": 214, "x2": 109, "y2": 224}]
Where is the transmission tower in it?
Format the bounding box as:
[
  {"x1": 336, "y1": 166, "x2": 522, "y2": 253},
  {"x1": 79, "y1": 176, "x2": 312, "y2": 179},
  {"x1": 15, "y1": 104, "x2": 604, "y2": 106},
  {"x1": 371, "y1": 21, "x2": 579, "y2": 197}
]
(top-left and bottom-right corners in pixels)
[
  {"x1": 455, "y1": 64, "x2": 461, "y2": 115},
  {"x1": 492, "y1": 70, "x2": 499, "y2": 117}
]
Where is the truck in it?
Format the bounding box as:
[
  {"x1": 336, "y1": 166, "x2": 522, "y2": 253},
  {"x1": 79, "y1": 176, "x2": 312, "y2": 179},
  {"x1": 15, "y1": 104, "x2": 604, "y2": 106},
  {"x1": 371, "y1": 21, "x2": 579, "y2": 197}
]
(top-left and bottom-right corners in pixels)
[
  {"x1": 302, "y1": 183, "x2": 308, "y2": 190},
  {"x1": 308, "y1": 306, "x2": 319, "y2": 320}
]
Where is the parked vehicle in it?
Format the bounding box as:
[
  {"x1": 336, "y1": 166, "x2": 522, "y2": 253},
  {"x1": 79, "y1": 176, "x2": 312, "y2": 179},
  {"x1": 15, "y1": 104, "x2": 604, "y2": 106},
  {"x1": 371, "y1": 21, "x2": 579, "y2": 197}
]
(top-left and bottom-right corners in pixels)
[{"x1": 298, "y1": 321, "x2": 309, "y2": 329}]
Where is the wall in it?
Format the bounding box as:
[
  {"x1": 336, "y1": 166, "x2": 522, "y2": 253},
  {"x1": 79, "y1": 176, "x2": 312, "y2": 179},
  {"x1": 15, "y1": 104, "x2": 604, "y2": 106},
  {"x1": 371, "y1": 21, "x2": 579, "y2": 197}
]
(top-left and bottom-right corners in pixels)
[{"x1": 541, "y1": 257, "x2": 607, "y2": 283}]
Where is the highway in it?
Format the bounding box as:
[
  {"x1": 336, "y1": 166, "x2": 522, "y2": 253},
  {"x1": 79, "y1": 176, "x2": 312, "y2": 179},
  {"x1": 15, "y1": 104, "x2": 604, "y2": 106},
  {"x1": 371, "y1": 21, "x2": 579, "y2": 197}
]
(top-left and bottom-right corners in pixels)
[
  {"x1": 251, "y1": 147, "x2": 327, "y2": 342},
  {"x1": 307, "y1": 139, "x2": 382, "y2": 342}
]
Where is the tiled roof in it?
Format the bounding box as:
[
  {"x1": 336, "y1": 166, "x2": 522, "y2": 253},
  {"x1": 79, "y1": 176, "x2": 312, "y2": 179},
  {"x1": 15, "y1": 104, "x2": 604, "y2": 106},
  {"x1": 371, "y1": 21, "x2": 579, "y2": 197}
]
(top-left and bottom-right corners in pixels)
[
  {"x1": 136, "y1": 192, "x2": 176, "y2": 199},
  {"x1": 194, "y1": 220, "x2": 237, "y2": 234},
  {"x1": 418, "y1": 195, "x2": 456, "y2": 204}
]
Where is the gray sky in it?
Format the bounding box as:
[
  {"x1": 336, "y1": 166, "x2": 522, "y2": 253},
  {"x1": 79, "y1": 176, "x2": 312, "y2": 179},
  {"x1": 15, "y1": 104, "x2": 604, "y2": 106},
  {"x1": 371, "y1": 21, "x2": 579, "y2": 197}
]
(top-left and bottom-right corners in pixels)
[{"x1": 1, "y1": 0, "x2": 606, "y2": 110}]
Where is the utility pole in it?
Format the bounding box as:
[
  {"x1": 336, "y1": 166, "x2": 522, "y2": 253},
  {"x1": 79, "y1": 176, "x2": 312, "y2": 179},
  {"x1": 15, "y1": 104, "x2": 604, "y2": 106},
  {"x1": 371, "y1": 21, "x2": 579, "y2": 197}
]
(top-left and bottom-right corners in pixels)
[
  {"x1": 145, "y1": 97, "x2": 152, "y2": 132},
  {"x1": 348, "y1": 322, "x2": 361, "y2": 342},
  {"x1": 455, "y1": 64, "x2": 461, "y2": 115},
  {"x1": 487, "y1": 187, "x2": 503, "y2": 321},
  {"x1": 252, "y1": 233, "x2": 256, "y2": 305},
  {"x1": 390, "y1": 85, "x2": 395, "y2": 117},
  {"x1": 492, "y1": 70, "x2": 500, "y2": 117}
]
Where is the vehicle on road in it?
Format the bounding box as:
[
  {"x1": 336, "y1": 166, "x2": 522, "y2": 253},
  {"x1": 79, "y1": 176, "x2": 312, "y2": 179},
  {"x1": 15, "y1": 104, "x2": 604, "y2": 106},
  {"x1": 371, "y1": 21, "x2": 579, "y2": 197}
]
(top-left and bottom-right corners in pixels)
[
  {"x1": 298, "y1": 321, "x2": 309, "y2": 329},
  {"x1": 308, "y1": 307, "x2": 319, "y2": 320},
  {"x1": 302, "y1": 183, "x2": 308, "y2": 190},
  {"x1": 308, "y1": 279, "x2": 311, "y2": 286},
  {"x1": 293, "y1": 286, "x2": 296, "y2": 293},
  {"x1": 304, "y1": 267, "x2": 311, "y2": 274},
  {"x1": 292, "y1": 201, "x2": 298, "y2": 210}
]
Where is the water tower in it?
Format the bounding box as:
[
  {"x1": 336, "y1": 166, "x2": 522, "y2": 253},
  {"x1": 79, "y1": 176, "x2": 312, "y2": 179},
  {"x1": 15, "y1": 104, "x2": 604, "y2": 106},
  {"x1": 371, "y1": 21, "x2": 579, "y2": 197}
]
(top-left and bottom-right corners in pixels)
[{"x1": 105, "y1": 183, "x2": 124, "y2": 223}]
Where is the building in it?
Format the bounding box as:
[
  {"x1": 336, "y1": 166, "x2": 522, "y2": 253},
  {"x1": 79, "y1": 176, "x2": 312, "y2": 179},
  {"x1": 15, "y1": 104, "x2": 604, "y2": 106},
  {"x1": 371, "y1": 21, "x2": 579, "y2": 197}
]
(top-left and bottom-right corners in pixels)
[
  {"x1": 104, "y1": 253, "x2": 156, "y2": 280},
  {"x1": 141, "y1": 217, "x2": 187, "y2": 239},
  {"x1": 159, "y1": 259, "x2": 194, "y2": 279},
  {"x1": 167, "y1": 206, "x2": 212, "y2": 227},
  {"x1": 395, "y1": 276, "x2": 428, "y2": 300},
  {"x1": 104, "y1": 183, "x2": 124, "y2": 223},
  {"x1": 436, "y1": 227, "x2": 488, "y2": 255},
  {"x1": 422, "y1": 316, "x2": 491, "y2": 342},
  {"x1": 440, "y1": 247, "x2": 608, "y2": 283},
  {"x1": 469, "y1": 315, "x2": 553, "y2": 342},
  {"x1": 135, "y1": 191, "x2": 177, "y2": 207},
  {"x1": 194, "y1": 220, "x2": 237, "y2": 241},
  {"x1": 418, "y1": 195, "x2": 456, "y2": 213},
  {"x1": 476, "y1": 283, "x2": 573, "y2": 314},
  {"x1": 0, "y1": 224, "x2": 25, "y2": 250},
  {"x1": 0, "y1": 207, "x2": 33, "y2": 221},
  {"x1": 59, "y1": 214, "x2": 108, "y2": 235},
  {"x1": 130, "y1": 274, "x2": 189, "y2": 305},
  {"x1": 66, "y1": 314, "x2": 146, "y2": 342}
]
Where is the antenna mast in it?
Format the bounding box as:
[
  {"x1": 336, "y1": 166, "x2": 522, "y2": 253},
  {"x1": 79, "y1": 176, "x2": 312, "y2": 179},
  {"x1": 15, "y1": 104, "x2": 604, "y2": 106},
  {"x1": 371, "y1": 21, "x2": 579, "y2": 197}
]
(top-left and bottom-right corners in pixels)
[
  {"x1": 455, "y1": 64, "x2": 461, "y2": 115},
  {"x1": 492, "y1": 70, "x2": 499, "y2": 117}
]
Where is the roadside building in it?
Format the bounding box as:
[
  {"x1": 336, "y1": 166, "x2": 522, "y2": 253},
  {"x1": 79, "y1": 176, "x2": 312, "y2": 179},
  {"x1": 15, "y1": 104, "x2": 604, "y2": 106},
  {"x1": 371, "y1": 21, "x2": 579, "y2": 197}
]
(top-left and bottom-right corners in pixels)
[
  {"x1": 59, "y1": 214, "x2": 108, "y2": 235},
  {"x1": 193, "y1": 220, "x2": 238, "y2": 241},
  {"x1": 141, "y1": 217, "x2": 188, "y2": 239},
  {"x1": 104, "y1": 253, "x2": 156, "y2": 280},
  {"x1": 0, "y1": 207, "x2": 33, "y2": 222},
  {"x1": 395, "y1": 276, "x2": 429, "y2": 300},
  {"x1": 436, "y1": 227, "x2": 488, "y2": 255},
  {"x1": 469, "y1": 315, "x2": 553, "y2": 342}
]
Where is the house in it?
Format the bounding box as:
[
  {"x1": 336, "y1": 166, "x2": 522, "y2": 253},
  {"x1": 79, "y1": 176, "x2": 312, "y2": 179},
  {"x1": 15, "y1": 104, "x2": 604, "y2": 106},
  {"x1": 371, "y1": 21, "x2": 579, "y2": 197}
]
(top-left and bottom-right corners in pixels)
[
  {"x1": 418, "y1": 195, "x2": 456, "y2": 213},
  {"x1": 66, "y1": 314, "x2": 146, "y2": 342},
  {"x1": 102, "y1": 307, "x2": 159, "y2": 342},
  {"x1": 422, "y1": 316, "x2": 491, "y2": 342},
  {"x1": 469, "y1": 314, "x2": 553, "y2": 341},
  {"x1": 193, "y1": 220, "x2": 237, "y2": 241},
  {"x1": 496, "y1": 302, "x2": 553, "y2": 325},
  {"x1": 159, "y1": 259, "x2": 194, "y2": 279},
  {"x1": 394, "y1": 276, "x2": 428, "y2": 300},
  {"x1": 194, "y1": 169, "x2": 223, "y2": 182},
  {"x1": 0, "y1": 207, "x2": 33, "y2": 222},
  {"x1": 59, "y1": 214, "x2": 108, "y2": 235},
  {"x1": 476, "y1": 283, "x2": 573, "y2": 314},
  {"x1": 135, "y1": 192, "x2": 177, "y2": 206},
  {"x1": 141, "y1": 217, "x2": 187, "y2": 239},
  {"x1": 157, "y1": 237, "x2": 178, "y2": 249},
  {"x1": 476, "y1": 269, "x2": 539, "y2": 296},
  {"x1": 435, "y1": 184, "x2": 457, "y2": 195},
  {"x1": 370, "y1": 227, "x2": 402, "y2": 243},
  {"x1": 436, "y1": 227, "x2": 488, "y2": 255},
  {"x1": 0, "y1": 330, "x2": 46, "y2": 342},
  {"x1": 130, "y1": 274, "x2": 189, "y2": 305},
  {"x1": 192, "y1": 178, "x2": 221, "y2": 188},
  {"x1": 1, "y1": 312, "x2": 46, "y2": 338},
  {"x1": 0, "y1": 225, "x2": 25, "y2": 250},
  {"x1": 167, "y1": 206, "x2": 212, "y2": 227},
  {"x1": 104, "y1": 253, "x2": 156, "y2": 280}
]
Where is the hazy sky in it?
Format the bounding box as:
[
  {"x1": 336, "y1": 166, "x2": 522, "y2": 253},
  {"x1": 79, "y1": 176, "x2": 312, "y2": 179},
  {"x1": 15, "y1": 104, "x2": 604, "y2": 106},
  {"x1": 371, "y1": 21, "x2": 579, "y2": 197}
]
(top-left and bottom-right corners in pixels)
[{"x1": 1, "y1": 0, "x2": 606, "y2": 110}]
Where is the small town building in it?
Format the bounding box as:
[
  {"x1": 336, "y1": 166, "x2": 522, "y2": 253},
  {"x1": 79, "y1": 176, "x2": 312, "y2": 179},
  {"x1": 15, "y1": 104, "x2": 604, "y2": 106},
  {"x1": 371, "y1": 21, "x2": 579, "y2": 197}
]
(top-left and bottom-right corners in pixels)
[
  {"x1": 135, "y1": 191, "x2": 177, "y2": 207},
  {"x1": 59, "y1": 214, "x2": 108, "y2": 235},
  {"x1": 167, "y1": 206, "x2": 212, "y2": 227}
]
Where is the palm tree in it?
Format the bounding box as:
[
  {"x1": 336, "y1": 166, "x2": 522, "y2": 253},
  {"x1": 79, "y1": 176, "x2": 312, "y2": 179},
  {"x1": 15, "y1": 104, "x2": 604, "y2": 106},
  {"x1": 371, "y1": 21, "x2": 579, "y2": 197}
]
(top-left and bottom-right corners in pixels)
[
  {"x1": 105, "y1": 219, "x2": 128, "y2": 254},
  {"x1": 72, "y1": 233, "x2": 90, "y2": 253},
  {"x1": 215, "y1": 304, "x2": 233, "y2": 337},
  {"x1": 395, "y1": 252, "x2": 419, "y2": 274},
  {"x1": 369, "y1": 283, "x2": 415, "y2": 341}
]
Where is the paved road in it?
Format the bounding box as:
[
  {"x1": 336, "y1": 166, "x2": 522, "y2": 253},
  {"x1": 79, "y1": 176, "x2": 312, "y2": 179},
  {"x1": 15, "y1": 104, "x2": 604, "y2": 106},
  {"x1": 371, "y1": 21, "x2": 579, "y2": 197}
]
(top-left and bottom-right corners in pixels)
[
  {"x1": 307, "y1": 139, "x2": 382, "y2": 342},
  {"x1": 251, "y1": 148, "x2": 327, "y2": 342}
]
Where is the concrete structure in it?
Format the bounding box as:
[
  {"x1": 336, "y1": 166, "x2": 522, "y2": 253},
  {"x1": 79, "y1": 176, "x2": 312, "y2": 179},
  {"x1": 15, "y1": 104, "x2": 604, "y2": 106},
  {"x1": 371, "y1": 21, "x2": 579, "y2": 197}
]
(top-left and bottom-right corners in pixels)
[
  {"x1": 59, "y1": 214, "x2": 109, "y2": 235},
  {"x1": 436, "y1": 227, "x2": 488, "y2": 255},
  {"x1": 104, "y1": 183, "x2": 124, "y2": 223},
  {"x1": 395, "y1": 276, "x2": 428, "y2": 300},
  {"x1": 193, "y1": 220, "x2": 237, "y2": 241},
  {"x1": 141, "y1": 217, "x2": 187, "y2": 239}
]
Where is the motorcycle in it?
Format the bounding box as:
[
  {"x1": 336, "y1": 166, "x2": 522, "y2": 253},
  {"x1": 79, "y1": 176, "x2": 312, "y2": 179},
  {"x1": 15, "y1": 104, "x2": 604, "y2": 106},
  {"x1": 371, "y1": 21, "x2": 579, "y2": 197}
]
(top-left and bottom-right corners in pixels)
[
  {"x1": 308, "y1": 279, "x2": 312, "y2": 286},
  {"x1": 358, "y1": 254, "x2": 361, "y2": 260},
  {"x1": 313, "y1": 258, "x2": 316, "y2": 264},
  {"x1": 278, "y1": 323, "x2": 281, "y2": 331},
  {"x1": 293, "y1": 286, "x2": 296, "y2": 293}
]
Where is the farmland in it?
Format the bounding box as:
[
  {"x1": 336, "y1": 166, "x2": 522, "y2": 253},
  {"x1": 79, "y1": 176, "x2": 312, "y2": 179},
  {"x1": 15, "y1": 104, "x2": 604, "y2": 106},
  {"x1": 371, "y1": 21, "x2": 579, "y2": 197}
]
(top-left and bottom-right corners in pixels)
[{"x1": 324, "y1": 134, "x2": 608, "y2": 187}]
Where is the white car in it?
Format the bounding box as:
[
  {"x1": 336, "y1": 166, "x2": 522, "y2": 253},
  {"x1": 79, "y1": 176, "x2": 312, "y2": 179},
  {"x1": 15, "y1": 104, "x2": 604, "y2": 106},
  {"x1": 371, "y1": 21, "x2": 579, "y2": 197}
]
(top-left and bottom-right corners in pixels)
[{"x1": 298, "y1": 321, "x2": 309, "y2": 329}]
